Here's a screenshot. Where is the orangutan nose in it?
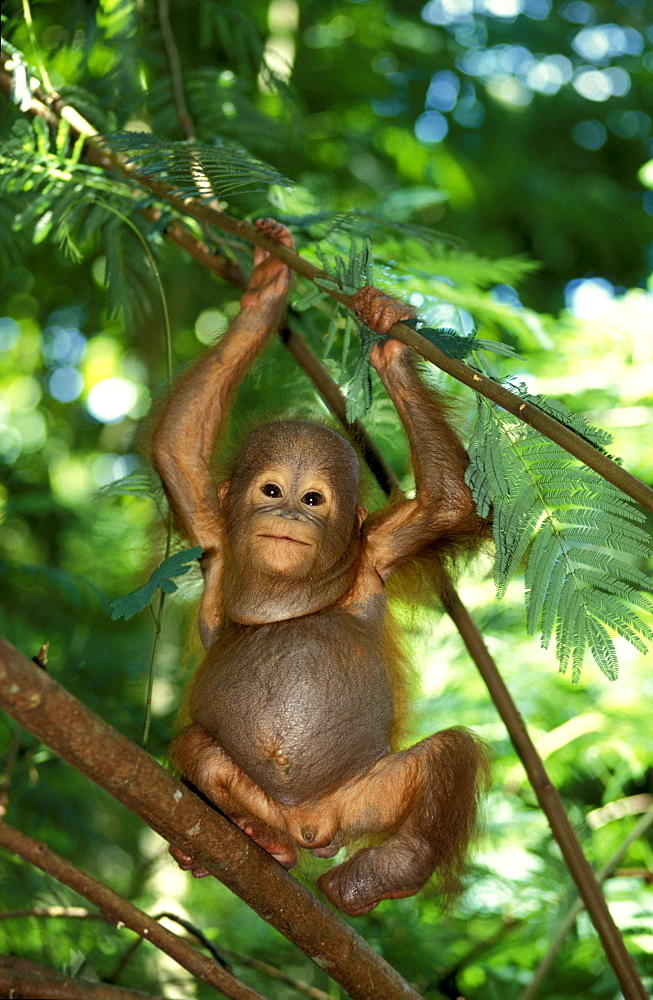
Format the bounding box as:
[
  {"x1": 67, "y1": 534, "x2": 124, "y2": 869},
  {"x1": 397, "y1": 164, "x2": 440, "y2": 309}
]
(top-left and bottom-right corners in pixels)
[{"x1": 272, "y1": 508, "x2": 304, "y2": 521}]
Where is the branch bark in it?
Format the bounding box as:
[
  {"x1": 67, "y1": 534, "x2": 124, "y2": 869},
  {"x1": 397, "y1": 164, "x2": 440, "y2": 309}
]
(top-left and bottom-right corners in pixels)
[
  {"x1": 1, "y1": 53, "x2": 652, "y2": 515},
  {"x1": 442, "y1": 592, "x2": 648, "y2": 1000},
  {"x1": 0, "y1": 822, "x2": 269, "y2": 1000},
  {"x1": 0, "y1": 954, "x2": 166, "y2": 1000},
  {"x1": 0, "y1": 637, "x2": 422, "y2": 1000}
]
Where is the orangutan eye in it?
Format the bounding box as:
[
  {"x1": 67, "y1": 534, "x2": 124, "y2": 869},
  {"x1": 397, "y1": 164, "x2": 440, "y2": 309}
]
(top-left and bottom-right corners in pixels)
[
  {"x1": 302, "y1": 490, "x2": 324, "y2": 507},
  {"x1": 261, "y1": 483, "x2": 283, "y2": 498}
]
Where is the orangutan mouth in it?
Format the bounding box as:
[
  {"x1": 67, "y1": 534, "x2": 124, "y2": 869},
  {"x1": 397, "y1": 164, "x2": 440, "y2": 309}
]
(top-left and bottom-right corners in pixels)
[{"x1": 257, "y1": 533, "x2": 311, "y2": 546}]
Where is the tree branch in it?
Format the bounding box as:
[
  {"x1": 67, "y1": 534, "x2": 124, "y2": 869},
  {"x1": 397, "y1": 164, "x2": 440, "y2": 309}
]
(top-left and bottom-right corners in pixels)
[
  {"x1": 0, "y1": 637, "x2": 423, "y2": 1000},
  {"x1": 152, "y1": 914, "x2": 332, "y2": 1000},
  {"x1": 517, "y1": 799, "x2": 653, "y2": 1000},
  {"x1": 157, "y1": 0, "x2": 196, "y2": 142},
  {"x1": 0, "y1": 905, "x2": 102, "y2": 921},
  {"x1": 218, "y1": 948, "x2": 331, "y2": 1000},
  {"x1": 0, "y1": 821, "x2": 269, "y2": 1000},
  {"x1": 1, "y1": 53, "x2": 651, "y2": 514},
  {"x1": 0, "y1": 953, "x2": 165, "y2": 1000},
  {"x1": 443, "y1": 591, "x2": 648, "y2": 1000}
]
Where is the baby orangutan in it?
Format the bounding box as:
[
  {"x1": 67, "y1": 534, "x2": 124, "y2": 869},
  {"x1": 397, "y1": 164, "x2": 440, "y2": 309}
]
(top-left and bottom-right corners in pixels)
[{"x1": 151, "y1": 219, "x2": 488, "y2": 916}]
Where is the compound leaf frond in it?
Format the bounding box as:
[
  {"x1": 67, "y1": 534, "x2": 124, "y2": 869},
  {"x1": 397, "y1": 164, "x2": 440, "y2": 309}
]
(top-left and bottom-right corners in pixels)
[
  {"x1": 467, "y1": 393, "x2": 652, "y2": 680},
  {"x1": 102, "y1": 131, "x2": 293, "y2": 202}
]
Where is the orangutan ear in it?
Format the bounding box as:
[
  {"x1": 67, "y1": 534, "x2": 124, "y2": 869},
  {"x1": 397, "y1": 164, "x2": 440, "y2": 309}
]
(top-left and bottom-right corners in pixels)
[
  {"x1": 356, "y1": 503, "x2": 368, "y2": 531},
  {"x1": 217, "y1": 479, "x2": 230, "y2": 505}
]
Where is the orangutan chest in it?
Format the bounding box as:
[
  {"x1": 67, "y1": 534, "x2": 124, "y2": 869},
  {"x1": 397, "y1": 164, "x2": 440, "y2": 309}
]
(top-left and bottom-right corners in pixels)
[{"x1": 190, "y1": 608, "x2": 393, "y2": 803}]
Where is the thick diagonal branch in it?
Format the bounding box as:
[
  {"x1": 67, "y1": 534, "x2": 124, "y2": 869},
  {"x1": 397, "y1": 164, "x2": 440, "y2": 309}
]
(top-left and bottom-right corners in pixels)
[
  {"x1": 0, "y1": 638, "x2": 422, "y2": 1000},
  {"x1": 442, "y1": 592, "x2": 647, "y2": 1000}
]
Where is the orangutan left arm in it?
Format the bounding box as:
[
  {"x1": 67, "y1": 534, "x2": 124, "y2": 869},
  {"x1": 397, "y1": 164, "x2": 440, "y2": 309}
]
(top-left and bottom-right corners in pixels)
[{"x1": 352, "y1": 286, "x2": 484, "y2": 579}]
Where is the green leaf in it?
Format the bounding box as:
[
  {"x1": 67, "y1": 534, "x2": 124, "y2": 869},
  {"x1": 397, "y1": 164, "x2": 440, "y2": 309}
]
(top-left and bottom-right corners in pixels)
[
  {"x1": 101, "y1": 131, "x2": 293, "y2": 201},
  {"x1": 408, "y1": 322, "x2": 521, "y2": 361},
  {"x1": 109, "y1": 546, "x2": 202, "y2": 620},
  {"x1": 345, "y1": 347, "x2": 373, "y2": 422},
  {"x1": 467, "y1": 394, "x2": 653, "y2": 680},
  {"x1": 416, "y1": 325, "x2": 477, "y2": 360}
]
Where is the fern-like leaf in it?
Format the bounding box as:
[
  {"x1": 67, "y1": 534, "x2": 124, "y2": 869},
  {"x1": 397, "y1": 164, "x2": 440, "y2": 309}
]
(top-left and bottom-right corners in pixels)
[
  {"x1": 0, "y1": 119, "x2": 161, "y2": 325},
  {"x1": 519, "y1": 387, "x2": 613, "y2": 452},
  {"x1": 99, "y1": 468, "x2": 168, "y2": 521},
  {"x1": 102, "y1": 131, "x2": 292, "y2": 202},
  {"x1": 98, "y1": 469, "x2": 161, "y2": 499},
  {"x1": 312, "y1": 234, "x2": 378, "y2": 420},
  {"x1": 467, "y1": 395, "x2": 653, "y2": 680},
  {"x1": 406, "y1": 320, "x2": 521, "y2": 362}
]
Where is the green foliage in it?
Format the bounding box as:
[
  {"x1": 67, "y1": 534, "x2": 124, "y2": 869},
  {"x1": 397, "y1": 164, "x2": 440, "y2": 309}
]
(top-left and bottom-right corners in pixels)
[
  {"x1": 467, "y1": 396, "x2": 653, "y2": 680},
  {"x1": 294, "y1": 209, "x2": 540, "y2": 296},
  {"x1": 315, "y1": 232, "x2": 374, "y2": 297},
  {"x1": 405, "y1": 317, "x2": 522, "y2": 361},
  {"x1": 0, "y1": 560, "x2": 105, "y2": 614},
  {"x1": 57, "y1": 85, "x2": 118, "y2": 134},
  {"x1": 197, "y1": 3, "x2": 269, "y2": 82},
  {"x1": 307, "y1": 226, "x2": 522, "y2": 420},
  {"x1": 313, "y1": 234, "x2": 378, "y2": 421},
  {"x1": 109, "y1": 546, "x2": 202, "y2": 620},
  {"x1": 102, "y1": 130, "x2": 293, "y2": 201},
  {"x1": 96, "y1": 0, "x2": 138, "y2": 43},
  {"x1": 99, "y1": 469, "x2": 168, "y2": 521},
  {"x1": 0, "y1": 118, "x2": 159, "y2": 324},
  {"x1": 521, "y1": 390, "x2": 614, "y2": 453},
  {"x1": 1, "y1": 2, "x2": 652, "y2": 996},
  {"x1": 145, "y1": 68, "x2": 289, "y2": 151}
]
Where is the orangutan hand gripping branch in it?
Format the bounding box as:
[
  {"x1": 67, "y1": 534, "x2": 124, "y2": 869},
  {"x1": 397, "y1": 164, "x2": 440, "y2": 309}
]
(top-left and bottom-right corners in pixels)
[{"x1": 151, "y1": 219, "x2": 489, "y2": 917}]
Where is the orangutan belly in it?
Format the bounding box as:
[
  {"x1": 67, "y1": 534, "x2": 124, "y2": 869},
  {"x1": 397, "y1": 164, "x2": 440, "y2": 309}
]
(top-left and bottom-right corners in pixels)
[{"x1": 190, "y1": 607, "x2": 393, "y2": 805}]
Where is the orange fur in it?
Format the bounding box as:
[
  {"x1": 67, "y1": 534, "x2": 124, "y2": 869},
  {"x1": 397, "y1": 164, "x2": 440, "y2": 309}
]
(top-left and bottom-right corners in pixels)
[{"x1": 151, "y1": 234, "x2": 490, "y2": 916}]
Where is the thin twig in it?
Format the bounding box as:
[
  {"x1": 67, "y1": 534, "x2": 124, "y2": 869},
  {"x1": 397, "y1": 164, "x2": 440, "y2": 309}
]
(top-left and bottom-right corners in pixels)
[
  {"x1": 614, "y1": 867, "x2": 653, "y2": 883},
  {"x1": 157, "y1": 0, "x2": 195, "y2": 141},
  {"x1": 0, "y1": 722, "x2": 21, "y2": 816},
  {"x1": 428, "y1": 915, "x2": 523, "y2": 990},
  {"x1": 518, "y1": 800, "x2": 653, "y2": 1000},
  {"x1": 442, "y1": 591, "x2": 648, "y2": 1000},
  {"x1": 20, "y1": 0, "x2": 53, "y2": 91},
  {"x1": 281, "y1": 319, "x2": 400, "y2": 496},
  {"x1": 220, "y1": 948, "x2": 332, "y2": 1000},
  {"x1": 0, "y1": 821, "x2": 270, "y2": 1000},
  {"x1": 0, "y1": 953, "x2": 168, "y2": 1000},
  {"x1": 0, "y1": 638, "x2": 424, "y2": 1000},
  {"x1": 155, "y1": 913, "x2": 332, "y2": 1000},
  {"x1": 0, "y1": 905, "x2": 100, "y2": 920}
]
